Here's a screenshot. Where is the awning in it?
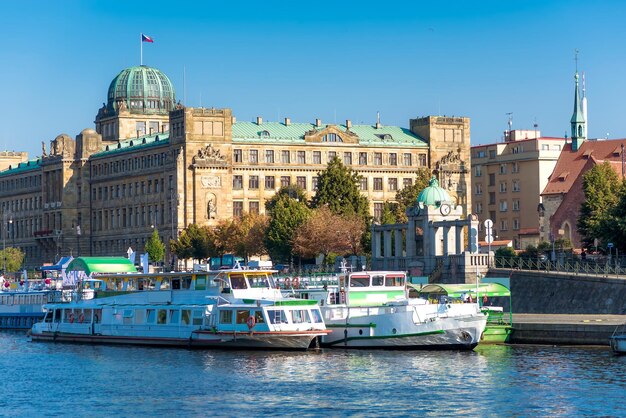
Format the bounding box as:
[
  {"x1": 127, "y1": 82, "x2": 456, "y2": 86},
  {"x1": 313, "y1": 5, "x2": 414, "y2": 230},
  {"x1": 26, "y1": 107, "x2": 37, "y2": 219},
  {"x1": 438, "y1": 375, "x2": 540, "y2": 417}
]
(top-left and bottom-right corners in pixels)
[
  {"x1": 40, "y1": 256, "x2": 74, "y2": 271},
  {"x1": 65, "y1": 257, "x2": 137, "y2": 276},
  {"x1": 409, "y1": 283, "x2": 510, "y2": 297}
]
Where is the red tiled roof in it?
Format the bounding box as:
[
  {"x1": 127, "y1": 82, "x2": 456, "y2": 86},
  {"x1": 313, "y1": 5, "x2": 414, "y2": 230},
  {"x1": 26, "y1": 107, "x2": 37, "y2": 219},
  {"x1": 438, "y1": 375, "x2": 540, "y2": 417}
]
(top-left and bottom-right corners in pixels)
[
  {"x1": 478, "y1": 240, "x2": 513, "y2": 246},
  {"x1": 518, "y1": 228, "x2": 540, "y2": 235},
  {"x1": 542, "y1": 139, "x2": 626, "y2": 195}
]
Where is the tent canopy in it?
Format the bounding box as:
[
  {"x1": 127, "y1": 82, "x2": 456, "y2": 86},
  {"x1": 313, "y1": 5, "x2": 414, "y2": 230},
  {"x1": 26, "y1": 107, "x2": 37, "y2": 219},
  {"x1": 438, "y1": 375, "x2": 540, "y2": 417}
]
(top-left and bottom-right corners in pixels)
[
  {"x1": 410, "y1": 283, "x2": 511, "y2": 298},
  {"x1": 40, "y1": 256, "x2": 74, "y2": 271},
  {"x1": 65, "y1": 257, "x2": 137, "y2": 276}
]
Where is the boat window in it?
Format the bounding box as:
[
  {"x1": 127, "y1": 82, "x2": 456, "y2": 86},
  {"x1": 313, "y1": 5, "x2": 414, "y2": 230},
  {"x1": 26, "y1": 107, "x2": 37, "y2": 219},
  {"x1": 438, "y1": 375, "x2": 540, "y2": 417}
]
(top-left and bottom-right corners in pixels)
[
  {"x1": 54, "y1": 309, "x2": 62, "y2": 323},
  {"x1": 195, "y1": 277, "x2": 206, "y2": 290},
  {"x1": 83, "y1": 309, "x2": 93, "y2": 323},
  {"x1": 172, "y1": 279, "x2": 181, "y2": 290},
  {"x1": 93, "y1": 309, "x2": 102, "y2": 324},
  {"x1": 385, "y1": 275, "x2": 404, "y2": 287},
  {"x1": 291, "y1": 309, "x2": 310, "y2": 324},
  {"x1": 219, "y1": 310, "x2": 233, "y2": 324},
  {"x1": 267, "y1": 310, "x2": 288, "y2": 324},
  {"x1": 236, "y1": 309, "x2": 251, "y2": 324},
  {"x1": 135, "y1": 309, "x2": 145, "y2": 324},
  {"x1": 169, "y1": 309, "x2": 180, "y2": 324},
  {"x1": 44, "y1": 310, "x2": 53, "y2": 323},
  {"x1": 146, "y1": 309, "x2": 156, "y2": 324},
  {"x1": 182, "y1": 277, "x2": 191, "y2": 289},
  {"x1": 160, "y1": 279, "x2": 171, "y2": 290},
  {"x1": 230, "y1": 274, "x2": 247, "y2": 290},
  {"x1": 157, "y1": 309, "x2": 167, "y2": 324},
  {"x1": 182, "y1": 309, "x2": 192, "y2": 325},
  {"x1": 123, "y1": 309, "x2": 133, "y2": 325},
  {"x1": 310, "y1": 308, "x2": 324, "y2": 324},
  {"x1": 252, "y1": 310, "x2": 265, "y2": 324},
  {"x1": 126, "y1": 280, "x2": 136, "y2": 291},
  {"x1": 63, "y1": 309, "x2": 73, "y2": 322},
  {"x1": 138, "y1": 279, "x2": 145, "y2": 291},
  {"x1": 372, "y1": 275, "x2": 384, "y2": 286},
  {"x1": 350, "y1": 276, "x2": 370, "y2": 287},
  {"x1": 114, "y1": 279, "x2": 123, "y2": 291},
  {"x1": 247, "y1": 274, "x2": 270, "y2": 288},
  {"x1": 192, "y1": 310, "x2": 204, "y2": 325}
]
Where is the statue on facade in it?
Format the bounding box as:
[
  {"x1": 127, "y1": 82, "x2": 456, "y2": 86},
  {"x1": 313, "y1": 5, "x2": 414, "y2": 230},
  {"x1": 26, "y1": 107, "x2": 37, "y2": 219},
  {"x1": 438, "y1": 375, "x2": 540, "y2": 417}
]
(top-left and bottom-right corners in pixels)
[
  {"x1": 206, "y1": 193, "x2": 217, "y2": 219},
  {"x1": 41, "y1": 141, "x2": 47, "y2": 158}
]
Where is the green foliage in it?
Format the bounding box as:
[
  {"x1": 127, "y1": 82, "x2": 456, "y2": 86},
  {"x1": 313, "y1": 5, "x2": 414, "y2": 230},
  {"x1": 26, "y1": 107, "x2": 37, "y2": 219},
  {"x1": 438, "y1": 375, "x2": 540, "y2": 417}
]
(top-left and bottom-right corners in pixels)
[
  {"x1": 394, "y1": 168, "x2": 431, "y2": 222},
  {"x1": 145, "y1": 229, "x2": 165, "y2": 263},
  {"x1": 311, "y1": 156, "x2": 369, "y2": 218},
  {"x1": 0, "y1": 247, "x2": 24, "y2": 272},
  {"x1": 265, "y1": 188, "x2": 312, "y2": 263},
  {"x1": 494, "y1": 246, "x2": 516, "y2": 259},
  {"x1": 577, "y1": 162, "x2": 621, "y2": 249},
  {"x1": 170, "y1": 224, "x2": 212, "y2": 262},
  {"x1": 520, "y1": 244, "x2": 538, "y2": 259},
  {"x1": 381, "y1": 202, "x2": 398, "y2": 225}
]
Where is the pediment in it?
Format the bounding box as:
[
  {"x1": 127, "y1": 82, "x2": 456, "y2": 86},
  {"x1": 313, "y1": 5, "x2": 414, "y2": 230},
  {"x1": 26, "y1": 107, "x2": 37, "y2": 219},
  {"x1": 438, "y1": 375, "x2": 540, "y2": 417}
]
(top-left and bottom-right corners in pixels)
[{"x1": 304, "y1": 125, "x2": 359, "y2": 144}]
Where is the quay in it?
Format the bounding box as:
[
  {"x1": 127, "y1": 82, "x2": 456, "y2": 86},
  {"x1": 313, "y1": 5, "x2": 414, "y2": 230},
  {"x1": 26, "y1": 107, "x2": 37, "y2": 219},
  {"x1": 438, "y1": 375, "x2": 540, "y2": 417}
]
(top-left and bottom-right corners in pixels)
[{"x1": 510, "y1": 314, "x2": 626, "y2": 346}]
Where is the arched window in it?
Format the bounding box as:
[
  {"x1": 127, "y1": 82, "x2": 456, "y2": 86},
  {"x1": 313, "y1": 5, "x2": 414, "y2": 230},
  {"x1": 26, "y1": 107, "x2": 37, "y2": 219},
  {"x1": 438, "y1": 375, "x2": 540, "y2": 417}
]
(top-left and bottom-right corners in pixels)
[
  {"x1": 322, "y1": 133, "x2": 342, "y2": 142},
  {"x1": 578, "y1": 125, "x2": 583, "y2": 137},
  {"x1": 260, "y1": 130, "x2": 270, "y2": 138}
]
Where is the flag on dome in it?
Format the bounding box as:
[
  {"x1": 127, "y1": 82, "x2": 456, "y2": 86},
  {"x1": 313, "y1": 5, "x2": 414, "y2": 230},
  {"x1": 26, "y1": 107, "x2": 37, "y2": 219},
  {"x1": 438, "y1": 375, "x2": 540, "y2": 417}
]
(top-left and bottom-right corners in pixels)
[{"x1": 141, "y1": 34, "x2": 154, "y2": 43}]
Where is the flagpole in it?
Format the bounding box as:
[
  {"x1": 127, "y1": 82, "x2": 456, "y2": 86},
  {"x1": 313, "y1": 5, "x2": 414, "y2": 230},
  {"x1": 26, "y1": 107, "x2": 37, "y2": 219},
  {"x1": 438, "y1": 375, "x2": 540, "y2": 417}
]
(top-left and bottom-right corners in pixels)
[{"x1": 140, "y1": 33, "x2": 143, "y2": 66}]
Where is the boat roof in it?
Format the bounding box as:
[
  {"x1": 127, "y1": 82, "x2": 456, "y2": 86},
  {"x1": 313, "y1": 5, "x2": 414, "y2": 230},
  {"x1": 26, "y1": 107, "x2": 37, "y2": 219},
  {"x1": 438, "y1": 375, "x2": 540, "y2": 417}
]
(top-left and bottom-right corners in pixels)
[
  {"x1": 410, "y1": 283, "x2": 511, "y2": 297},
  {"x1": 66, "y1": 257, "x2": 137, "y2": 276},
  {"x1": 40, "y1": 256, "x2": 74, "y2": 271}
]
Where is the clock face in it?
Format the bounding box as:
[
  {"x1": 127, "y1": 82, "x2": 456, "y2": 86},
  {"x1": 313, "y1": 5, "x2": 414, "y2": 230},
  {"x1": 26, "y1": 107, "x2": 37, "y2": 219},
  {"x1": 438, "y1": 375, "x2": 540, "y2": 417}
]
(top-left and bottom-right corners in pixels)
[{"x1": 440, "y1": 204, "x2": 451, "y2": 216}]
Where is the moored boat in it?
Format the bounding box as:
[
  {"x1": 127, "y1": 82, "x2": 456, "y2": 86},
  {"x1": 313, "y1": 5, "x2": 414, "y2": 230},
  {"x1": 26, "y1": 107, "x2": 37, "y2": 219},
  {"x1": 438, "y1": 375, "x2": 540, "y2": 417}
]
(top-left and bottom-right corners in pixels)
[
  {"x1": 30, "y1": 261, "x2": 329, "y2": 350},
  {"x1": 282, "y1": 271, "x2": 486, "y2": 350},
  {"x1": 609, "y1": 323, "x2": 626, "y2": 355}
]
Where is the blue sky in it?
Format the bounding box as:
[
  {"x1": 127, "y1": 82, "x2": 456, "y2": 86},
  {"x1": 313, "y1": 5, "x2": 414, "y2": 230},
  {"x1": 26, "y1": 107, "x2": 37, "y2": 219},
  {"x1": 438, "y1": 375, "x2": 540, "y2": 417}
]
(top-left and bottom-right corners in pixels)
[{"x1": 1, "y1": 0, "x2": 626, "y2": 158}]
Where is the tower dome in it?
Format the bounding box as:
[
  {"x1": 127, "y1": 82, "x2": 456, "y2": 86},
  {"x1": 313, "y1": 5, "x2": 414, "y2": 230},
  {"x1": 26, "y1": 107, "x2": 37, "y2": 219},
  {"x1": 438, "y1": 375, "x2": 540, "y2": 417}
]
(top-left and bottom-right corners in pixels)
[
  {"x1": 106, "y1": 65, "x2": 176, "y2": 115},
  {"x1": 417, "y1": 177, "x2": 452, "y2": 207}
]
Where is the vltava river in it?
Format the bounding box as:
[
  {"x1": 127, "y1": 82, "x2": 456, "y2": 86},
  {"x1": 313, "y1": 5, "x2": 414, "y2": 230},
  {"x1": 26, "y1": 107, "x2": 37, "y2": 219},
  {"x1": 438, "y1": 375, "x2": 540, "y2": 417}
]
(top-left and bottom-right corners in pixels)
[{"x1": 1, "y1": 331, "x2": 624, "y2": 417}]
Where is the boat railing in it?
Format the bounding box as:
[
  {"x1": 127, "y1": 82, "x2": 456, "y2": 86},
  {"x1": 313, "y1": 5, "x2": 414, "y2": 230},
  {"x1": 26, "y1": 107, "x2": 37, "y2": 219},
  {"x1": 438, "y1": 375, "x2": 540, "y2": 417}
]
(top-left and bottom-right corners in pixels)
[
  {"x1": 275, "y1": 274, "x2": 340, "y2": 290},
  {"x1": 205, "y1": 295, "x2": 231, "y2": 306}
]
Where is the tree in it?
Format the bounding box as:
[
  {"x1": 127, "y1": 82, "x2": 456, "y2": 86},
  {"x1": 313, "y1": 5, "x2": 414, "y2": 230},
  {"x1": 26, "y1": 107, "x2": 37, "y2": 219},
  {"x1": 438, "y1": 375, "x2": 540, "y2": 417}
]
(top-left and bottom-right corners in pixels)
[
  {"x1": 265, "y1": 187, "x2": 312, "y2": 263},
  {"x1": 170, "y1": 224, "x2": 212, "y2": 263},
  {"x1": 145, "y1": 229, "x2": 165, "y2": 264},
  {"x1": 381, "y1": 202, "x2": 398, "y2": 225},
  {"x1": 311, "y1": 156, "x2": 369, "y2": 218},
  {"x1": 394, "y1": 167, "x2": 431, "y2": 222},
  {"x1": 578, "y1": 162, "x2": 621, "y2": 249},
  {"x1": 0, "y1": 247, "x2": 24, "y2": 273},
  {"x1": 214, "y1": 212, "x2": 268, "y2": 261}
]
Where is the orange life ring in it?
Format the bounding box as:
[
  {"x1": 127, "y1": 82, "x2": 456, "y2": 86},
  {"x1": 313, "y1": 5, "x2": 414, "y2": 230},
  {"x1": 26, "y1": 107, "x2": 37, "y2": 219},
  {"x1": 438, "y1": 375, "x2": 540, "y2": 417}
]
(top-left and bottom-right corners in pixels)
[
  {"x1": 293, "y1": 277, "x2": 300, "y2": 288},
  {"x1": 246, "y1": 315, "x2": 256, "y2": 330},
  {"x1": 78, "y1": 313, "x2": 85, "y2": 324},
  {"x1": 69, "y1": 313, "x2": 75, "y2": 324}
]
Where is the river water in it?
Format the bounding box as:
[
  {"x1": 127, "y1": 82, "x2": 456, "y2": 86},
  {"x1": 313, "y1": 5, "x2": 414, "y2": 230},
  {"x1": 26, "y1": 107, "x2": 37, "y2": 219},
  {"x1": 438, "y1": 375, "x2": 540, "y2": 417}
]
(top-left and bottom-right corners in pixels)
[{"x1": 1, "y1": 331, "x2": 624, "y2": 417}]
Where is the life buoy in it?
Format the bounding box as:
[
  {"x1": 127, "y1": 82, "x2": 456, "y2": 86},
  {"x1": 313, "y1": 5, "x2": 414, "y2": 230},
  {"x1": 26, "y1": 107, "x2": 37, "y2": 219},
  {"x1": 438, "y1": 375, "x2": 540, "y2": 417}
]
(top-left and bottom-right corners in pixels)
[
  {"x1": 246, "y1": 315, "x2": 256, "y2": 330},
  {"x1": 78, "y1": 313, "x2": 85, "y2": 324},
  {"x1": 293, "y1": 277, "x2": 300, "y2": 288},
  {"x1": 69, "y1": 313, "x2": 75, "y2": 324},
  {"x1": 284, "y1": 278, "x2": 291, "y2": 288}
]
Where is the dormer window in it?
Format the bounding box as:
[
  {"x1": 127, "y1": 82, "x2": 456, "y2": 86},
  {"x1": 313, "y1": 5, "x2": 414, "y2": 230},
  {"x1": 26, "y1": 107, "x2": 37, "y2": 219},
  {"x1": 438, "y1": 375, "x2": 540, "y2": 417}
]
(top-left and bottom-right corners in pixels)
[
  {"x1": 322, "y1": 133, "x2": 342, "y2": 142},
  {"x1": 259, "y1": 130, "x2": 270, "y2": 138},
  {"x1": 558, "y1": 171, "x2": 569, "y2": 181},
  {"x1": 379, "y1": 134, "x2": 393, "y2": 140}
]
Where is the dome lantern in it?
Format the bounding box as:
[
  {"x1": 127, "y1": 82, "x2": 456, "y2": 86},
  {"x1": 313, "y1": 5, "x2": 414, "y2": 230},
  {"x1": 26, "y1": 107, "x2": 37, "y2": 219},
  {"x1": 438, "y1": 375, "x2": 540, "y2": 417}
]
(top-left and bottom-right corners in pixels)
[{"x1": 416, "y1": 176, "x2": 453, "y2": 208}]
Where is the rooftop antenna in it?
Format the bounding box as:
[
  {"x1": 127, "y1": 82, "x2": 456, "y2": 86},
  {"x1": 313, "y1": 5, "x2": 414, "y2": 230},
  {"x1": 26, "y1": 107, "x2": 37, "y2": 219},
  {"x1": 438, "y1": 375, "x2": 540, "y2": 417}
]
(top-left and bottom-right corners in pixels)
[
  {"x1": 574, "y1": 48, "x2": 579, "y2": 73},
  {"x1": 183, "y1": 65, "x2": 186, "y2": 105},
  {"x1": 506, "y1": 112, "x2": 513, "y2": 132},
  {"x1": 377, "y1": 111, "x2": 380, "y2": 124},
  {"x1": 534, "y1": 118, "x2": 539, "y2": 139}
]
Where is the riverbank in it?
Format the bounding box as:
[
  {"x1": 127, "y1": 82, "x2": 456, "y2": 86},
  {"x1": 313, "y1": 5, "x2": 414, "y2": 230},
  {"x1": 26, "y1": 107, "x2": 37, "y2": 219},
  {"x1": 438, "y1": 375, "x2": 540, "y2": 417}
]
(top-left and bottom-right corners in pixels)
[{"x1": 510, "y1": 314, "x2": 626, "y2": 345}]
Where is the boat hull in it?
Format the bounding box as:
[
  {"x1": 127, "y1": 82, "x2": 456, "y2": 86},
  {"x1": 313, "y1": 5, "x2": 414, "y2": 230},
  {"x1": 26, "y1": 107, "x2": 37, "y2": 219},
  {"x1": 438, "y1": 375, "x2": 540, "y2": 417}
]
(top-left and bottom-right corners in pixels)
[
  {"x1": 609, "y1": 335, "x2": 626, "y2": 354},
  {"x1": 480, "y1": 325, "x2": 513, "y2": 344}
]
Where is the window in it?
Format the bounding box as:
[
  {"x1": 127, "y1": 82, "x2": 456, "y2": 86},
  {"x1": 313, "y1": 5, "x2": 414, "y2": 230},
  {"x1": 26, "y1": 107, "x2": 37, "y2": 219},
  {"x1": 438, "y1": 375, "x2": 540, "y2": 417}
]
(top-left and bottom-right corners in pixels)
[
  {"x1": 374, "y1": 153, "x2": 382, "y2": 165},
  {"x1": 233, "y1": 175, "x2": 243, "y2": 189},
  {"x1": 513, "y1": 218, "x2": 520, "y2": 230},
  {"x1": 512, "y1": 180, "x2": 520, "y2": 192},
  {"x1": 360, "y1": 178, "x2": 368, "y2": 191},
  {"x1": 475, "y1": 165, "x2": 482, "y2": 177},
  {"x1": 403, "y1": 153, "x2": 412, "y2": 166},
  {"x1": 328, "y1": 151, "x2": 336, "y2": 160},
  {"x1": 373, "y1": 203, "x2": 383, "y2": 221},
  {"x1": 313, "y1": 151, "x2": 321, "y2": 164},
  {"x1": 512, "y1": 162, "x2": 519, "y2": 173},
  {"x1": 297, "y1": 176, "x2": 307, "y2": 189},
  {"x1": 281, "y1": 150, "x2": 290, "y2": 163},
  {"x1": 312, "y1": 176, "x2": 319, "y2": 190},
  {"x1": 233, "y1": 201, "x2": 243, "y2": 217},
  {"x1": 403, "y1": 178, "x2": 413, "y2": 188},
  {"x1": 265, "y1": 176, "x2": 275, "y2": 189},
  {"x1": 489, "y1": 150, "x2": 496, "y2": 159},
  {"x1": 265, "y1": 150, "x2": 274, "y2": 163},
  {"x1": 418, "y1": 154, "x2": 427, "y2": 166},
  {"x1": 389, "y1": 153, "x2": 397, "y2": 166},
  {"x1": 373, "y1": 178, "x2": 383, "y2": 191},
  {"x1": 475, "y1": 184, "x2": 482, "y2": 195},
  {"x1": 475, "y1": 202, "x2": 483, "y2": 213},
  {"x1": 489, "y1": 192, "x2": 496, "y2": 205},
  {"x1": 249, "y1": 149, "x2": 259, "y2": 163},
  {"x1": 267, "y1": 310, "x2": 288, "y2": 324},
  {"x1": 297, "y1": 151, "x2": 306, "y2": 164},
  {"x1": 542, "y1": 144, "x2": 549, "y2": 150},
  {"x1": 513, "y1": 199, "x2": 520, "y2": 211},
  {"x1": 322, "y1": 133, "x2": 342, "y2": 142},
  {"x1": 499, "y1": 164, "x2": 507, "y2": 174},
  {"x1": 343, "y1": 152, "x2": 352, "y2": 165},
  {"x1": 281, "y1": 176, "x2": 290, "y2": 187},
  {"x1": 499, "y1": 200, "x2": 508, "y2": 212},
  {"x1": 500, "y1": 219, "x2": 508, "y2": 231},
  {"x1": 359, "y1": 152, "x2": 367, "y2": 165},
  {"x1": 476, "y1": 150, "x2": 486, "y2": 158},
  {"x1": 552, "y1": 144, "x2": 561, "y2": 151},
  {"x1": 219, "y1": 310, "x2": 233, "y2": 324},
  {"x1": 512, "y1": 146, "x2": 523, "y2": 154},
  {"x1": 234, "y1": 149, "x2": 242, "y2": 163},
  {"x1": 488, "y1": 173, "x2": 495, "y2": 186},
  {"x1": 388, "y1": 178, "x2": 398, "y2": 191},
  {"x1": 499, "y1": 182, "x2": 507, "y2": 193},
  {"x1": 249, "y1": 175, "x2": 259, "y2": 189},
  {"x1": 249, "y1": 201, "x2": 260, "y2": 214}
]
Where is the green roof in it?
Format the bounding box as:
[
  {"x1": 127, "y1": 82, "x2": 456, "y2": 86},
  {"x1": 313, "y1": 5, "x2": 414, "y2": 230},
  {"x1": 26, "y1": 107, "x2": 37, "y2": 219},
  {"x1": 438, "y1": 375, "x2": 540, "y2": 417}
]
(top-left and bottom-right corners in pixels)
[
  {"x1": 66, "y1": 257, "x2": 137, "y2": 276},
  {"x1": 91, "y1": 132, "x2": 169, "y2": 158},
  {"x1": 232, "y1": 121, "x2": 427, "y2": 147},
  {"x1": 413, "y1": 283, "x2": 511, "y2": 297},
  {"x1": 417, "y1": 177, "x2": 452, "y2": 207},
  {"x1": 0, "y1": 159, "x2": 41, "y2": 177},
  {"x1": 107, "y1": 65, "x2": 176, "y2": 115}
]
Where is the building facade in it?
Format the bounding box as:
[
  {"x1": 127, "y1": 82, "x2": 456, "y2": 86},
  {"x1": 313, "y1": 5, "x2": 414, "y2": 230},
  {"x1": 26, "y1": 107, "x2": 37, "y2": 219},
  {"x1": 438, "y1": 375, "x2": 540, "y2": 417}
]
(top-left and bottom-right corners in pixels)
[{"x1": 0, "y1": 65, "x2": 472, "y2": 269}]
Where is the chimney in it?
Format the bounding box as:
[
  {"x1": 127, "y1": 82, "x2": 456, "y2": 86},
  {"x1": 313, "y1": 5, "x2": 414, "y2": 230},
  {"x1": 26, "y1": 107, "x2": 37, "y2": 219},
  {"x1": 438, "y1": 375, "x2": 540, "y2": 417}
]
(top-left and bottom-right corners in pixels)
[
  {"x1": 375, "y1": 122, "x2": 381, "y2": 129},
  {"x1": 315, "y1": 118, "x2": 322, "y2": 127},
  {"x1": 232, "y1": 116, "x2": 237, "y2": 124},
  {"x1": 284, "y1": 117, "x2": 291, "y2": 126},
  {"x1": 376, "y1": 111, "x2": 381, "y2": 129},
  {"x1": 256, "y1": 116, "x2": 262, "y2": 125},
  {"x1": 346, "y1": 119, "x2": 352, "y2": 129}
]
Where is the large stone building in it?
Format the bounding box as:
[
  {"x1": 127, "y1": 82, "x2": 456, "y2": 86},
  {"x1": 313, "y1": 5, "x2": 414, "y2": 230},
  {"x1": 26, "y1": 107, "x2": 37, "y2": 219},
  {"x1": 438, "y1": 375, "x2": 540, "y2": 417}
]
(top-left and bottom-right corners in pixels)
[{"x1": 0, "y1": 65, "x2": 472, "y2": 269}]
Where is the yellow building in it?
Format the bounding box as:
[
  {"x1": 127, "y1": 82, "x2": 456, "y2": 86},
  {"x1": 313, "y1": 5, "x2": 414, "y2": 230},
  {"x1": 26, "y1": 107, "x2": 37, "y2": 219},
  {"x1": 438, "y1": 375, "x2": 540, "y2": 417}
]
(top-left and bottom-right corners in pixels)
[{"x1": 0, "y1": 65, "x2": 472, "y2": 269}]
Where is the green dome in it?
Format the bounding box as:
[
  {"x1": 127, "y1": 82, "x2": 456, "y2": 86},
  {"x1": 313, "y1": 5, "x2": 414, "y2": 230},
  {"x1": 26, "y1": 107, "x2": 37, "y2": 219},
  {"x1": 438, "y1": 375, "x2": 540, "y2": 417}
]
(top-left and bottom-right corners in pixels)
[
  {"x1": 417, "y1": 177, "x2": 452, "y2": 207},
  {"x1": 106, "y1": 65, "x2": 176, "y2": 115}
]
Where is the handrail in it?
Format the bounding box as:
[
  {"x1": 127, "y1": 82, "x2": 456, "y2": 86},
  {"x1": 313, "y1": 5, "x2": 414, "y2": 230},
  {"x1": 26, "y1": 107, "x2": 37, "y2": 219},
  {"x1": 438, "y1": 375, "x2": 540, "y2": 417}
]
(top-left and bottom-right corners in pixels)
[{"x1": 494, "y1": 256, "x2": 626, "y2": 277}]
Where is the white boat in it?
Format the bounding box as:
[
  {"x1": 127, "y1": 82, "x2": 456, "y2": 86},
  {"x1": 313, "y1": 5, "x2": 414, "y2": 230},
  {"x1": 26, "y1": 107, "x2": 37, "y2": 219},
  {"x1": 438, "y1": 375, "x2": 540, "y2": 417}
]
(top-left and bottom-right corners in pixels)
[
  {"x1": 30, "y1": 269, "x2": 330, "y2": 350},
  {"x1": 609, "y1": 323, "x2": 626, "y2": 354},
  {"x1": 281, "y1": 271, "x2": 487, "y2": 350}
]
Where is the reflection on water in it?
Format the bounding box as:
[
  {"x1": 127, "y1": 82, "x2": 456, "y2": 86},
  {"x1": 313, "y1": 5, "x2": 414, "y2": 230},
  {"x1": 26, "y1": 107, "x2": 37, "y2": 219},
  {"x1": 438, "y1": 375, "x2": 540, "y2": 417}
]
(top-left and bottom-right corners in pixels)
[{"x1": 1, "y1": 331, "x2": 625, "y2": 417}]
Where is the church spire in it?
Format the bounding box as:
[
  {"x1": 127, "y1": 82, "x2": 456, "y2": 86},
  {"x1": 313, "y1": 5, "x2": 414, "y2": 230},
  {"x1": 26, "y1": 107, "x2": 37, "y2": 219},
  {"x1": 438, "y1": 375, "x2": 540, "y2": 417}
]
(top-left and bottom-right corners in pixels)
[{"x1": 571, "y1": 51, "x2": 586, "y2": 151}]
